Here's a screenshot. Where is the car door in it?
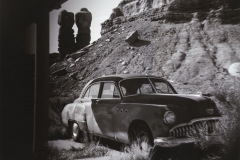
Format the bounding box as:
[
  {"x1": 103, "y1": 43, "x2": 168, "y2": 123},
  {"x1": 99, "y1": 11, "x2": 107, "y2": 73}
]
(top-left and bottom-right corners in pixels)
[
  {"x1": 92, "y1": 82, "x2": 121, "y2": 138},
  {"x1": 80, "y1": 82, "x2": 100, "y2": 133}
]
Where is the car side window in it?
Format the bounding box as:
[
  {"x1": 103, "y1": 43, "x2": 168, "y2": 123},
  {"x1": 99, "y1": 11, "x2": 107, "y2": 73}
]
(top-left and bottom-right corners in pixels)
[
  {"x1": 101, "y1": 82, "x2": 120, "y2": 98},
  {"x1": 139, "y1": 84, "x2": 154, "y2": 94},
  {"x1": 83, "y1": 83, "x2": 100, "y2": 99}
]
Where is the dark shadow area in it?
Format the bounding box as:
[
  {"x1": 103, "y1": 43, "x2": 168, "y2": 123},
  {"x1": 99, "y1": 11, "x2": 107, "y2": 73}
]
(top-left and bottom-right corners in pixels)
[
  {"x1": 150, "y1": 144, "x2": 227, "y2": 160},
  {"x1": 99, "y1": 137, "x2": 125, "y2": 151},
  {"x1": 131, "y1": 39, "x2": 151, "y2": 47}
]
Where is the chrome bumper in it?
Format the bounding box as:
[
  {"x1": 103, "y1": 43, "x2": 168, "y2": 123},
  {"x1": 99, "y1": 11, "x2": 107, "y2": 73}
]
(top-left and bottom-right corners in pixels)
[
  {"x1": 154, "y1": 137, "x2": 195, "y2": 148},
  {"x1": 154, "y1": 135, "x2": 222, "y2": 148}
]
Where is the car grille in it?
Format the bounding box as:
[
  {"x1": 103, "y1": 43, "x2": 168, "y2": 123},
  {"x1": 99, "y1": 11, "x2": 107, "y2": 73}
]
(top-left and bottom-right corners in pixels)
[{"x1": 170, "y1": 119, "x2": 219, "y2": 138}]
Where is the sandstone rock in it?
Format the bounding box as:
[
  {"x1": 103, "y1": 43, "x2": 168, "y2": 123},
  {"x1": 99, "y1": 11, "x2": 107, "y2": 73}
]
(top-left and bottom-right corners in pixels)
[
  {"x1": 58, "y1": 10, "x2": 76, "y2": 58},
  {"x1": 75, "y1": 8, "x2": 92, "y2": 50},
  {"x1": 125, "y1": 30, "x2": 138, "y2": 44},
  {"x1": 109, "y1": 7, "x2": 124, "y2": 20}
]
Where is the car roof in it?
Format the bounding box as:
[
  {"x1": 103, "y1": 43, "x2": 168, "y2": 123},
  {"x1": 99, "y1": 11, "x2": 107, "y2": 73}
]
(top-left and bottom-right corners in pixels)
[{"x1": 91, "y1": 74, "x2": 166, "y2": 83}]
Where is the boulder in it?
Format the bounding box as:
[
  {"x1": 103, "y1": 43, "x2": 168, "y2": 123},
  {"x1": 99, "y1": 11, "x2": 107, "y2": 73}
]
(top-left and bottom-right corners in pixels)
[
  {"x1": 125, "y1": 30, "x2": 138, "y2": 45},
  {"x1": 228, "y1": 63, "x2": 240, "y2": 78}
]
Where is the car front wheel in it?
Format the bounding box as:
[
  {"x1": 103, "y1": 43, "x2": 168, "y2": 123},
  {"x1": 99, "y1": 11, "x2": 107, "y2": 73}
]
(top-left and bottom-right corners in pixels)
[{"x1": 129, "y1": 123, "x2": 153, "y2": 148}]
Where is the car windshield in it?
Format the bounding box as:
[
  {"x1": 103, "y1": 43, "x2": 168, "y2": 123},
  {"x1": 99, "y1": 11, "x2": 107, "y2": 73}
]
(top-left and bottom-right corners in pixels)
[
  {"x1": 149, "y1": 78, "x2": 175, "y2": 94},
  {"x1": 120, "y1": 78, "x2": 175, "y2": 96}
]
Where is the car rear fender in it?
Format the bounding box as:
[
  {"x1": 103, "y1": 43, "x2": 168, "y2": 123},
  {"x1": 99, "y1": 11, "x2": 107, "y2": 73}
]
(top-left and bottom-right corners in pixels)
[{"x1": 61, "y1": 102, "x2": 86, "y2": 127}]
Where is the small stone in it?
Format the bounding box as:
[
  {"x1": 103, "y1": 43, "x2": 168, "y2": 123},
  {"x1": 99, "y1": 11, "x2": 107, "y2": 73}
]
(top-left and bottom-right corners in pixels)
[
  {"x1": 123, "y1": 70, "x2": 129, "y2": 74},
  {"x1": 70, "y1": 51, "x2": 87, "y2": 60},
  {"x1": 106, "y1": 39, "x2": 111, "y2": 42},
  {"x1": 146, "y1": 67, "x2": 151, "y2": 70},
  {"x1": 122, "y1": 61, "x2": 127, "y2": 66},
  {"x1": 75, "y1": 58, "x2": 80, "y2": 62},
  {"x1": 70, "y1": 64, "x2": 75, "y2": 68},
  {"x1": 126, "y1": 47, "x2": 130, "y2": 50},
  {"x1": 67, "y1": 58, "x2": 74, "y2": 62},
  {"x1": 131, "y1": 47, "x2": 135, "y2": 50},
  {"x1": 51, "y1": 68, "x2": 67, "y2": 76},
  {"x1": 93, "y1": 67, "x2": 98, "y2": 71},
  {"x1": 113, "y1": 29, "x2": 118, "y2": 32},
  {"x1": 98, "y1": 44, "x2": 103, "y2": 47}
]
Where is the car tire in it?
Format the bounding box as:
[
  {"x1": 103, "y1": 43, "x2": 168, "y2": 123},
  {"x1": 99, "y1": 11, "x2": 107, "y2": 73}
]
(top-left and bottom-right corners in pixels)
[
  {"x1": 130, "y1": 123, "x2": 153, "y2": 147},
  {"x1": 72, "y1": 122, "x2": 80, "y2": 142},
  {"x1": 71, "y1": 122, "x2": 89, "y2": 142}
]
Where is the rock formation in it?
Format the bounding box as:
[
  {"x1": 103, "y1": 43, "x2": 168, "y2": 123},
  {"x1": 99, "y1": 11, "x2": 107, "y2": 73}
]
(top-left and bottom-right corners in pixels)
[
  {"x1": 58, "y1": 10, "x2": 76, "y2": 59},
  {"x1": 109, "y1": 7, "x2": 124, "y2": 20},
  {"x1": 75, "y1": 8, "x2": 92, "y2": 50},
  {"x1": 51, "y1": 0, "x2": 240, "y2": 98}
]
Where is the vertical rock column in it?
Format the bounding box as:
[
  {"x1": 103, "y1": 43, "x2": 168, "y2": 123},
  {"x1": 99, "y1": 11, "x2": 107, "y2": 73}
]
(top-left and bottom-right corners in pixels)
[
  {"x1": 75, "y1": 8, "x2": 92, "y2": 50},
  {"x1": 58, "y1": 10, "x2": 75, "y2": 58}
]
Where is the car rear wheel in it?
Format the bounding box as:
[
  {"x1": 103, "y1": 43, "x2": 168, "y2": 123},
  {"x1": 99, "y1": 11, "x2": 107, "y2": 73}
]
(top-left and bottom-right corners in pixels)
[{"x1": 72, "y1": 122, "x2": 80, "y2": 141}]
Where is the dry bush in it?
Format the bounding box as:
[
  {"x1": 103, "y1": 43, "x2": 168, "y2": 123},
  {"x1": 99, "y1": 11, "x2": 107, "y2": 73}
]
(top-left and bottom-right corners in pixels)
[
  {"x1": 212, "y1": 78, "x2": 240, "y2": 159},
  {"x1": 48, "y1": 94, "x2": 79, "y2": 139},
  {"x1": 110, "y1": 140, "x2": 151, "y2": 160},
  {"x1": 43, "y1": 137, "x2": 110, "y2": 160},
  {"x1": 191, "y1": 78, "x2": 240, "y2": 159}
]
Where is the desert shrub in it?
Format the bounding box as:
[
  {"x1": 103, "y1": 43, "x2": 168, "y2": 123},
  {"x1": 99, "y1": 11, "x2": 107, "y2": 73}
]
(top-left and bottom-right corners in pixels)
[
  {"x1": 191, "y1": 78, "x2": 240, "y2": 159},
  {"x1": 110, "y1": 141, "x2": 150, "y2": 160},
  {"x1": 212, "y1": 78, "x2": 240, "y2": 159},
  {"x1": 48, "y1": 94, "x2": 79, "y2": 139}
]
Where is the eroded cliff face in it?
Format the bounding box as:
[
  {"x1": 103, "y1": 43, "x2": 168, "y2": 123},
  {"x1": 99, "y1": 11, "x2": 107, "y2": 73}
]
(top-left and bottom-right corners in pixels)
[
  {"x1": 117, "y1": 0, "x2": 239, "y2": 17},
  {"x1": 50, "y1": 0, "x2": 240, "y2": 97}
]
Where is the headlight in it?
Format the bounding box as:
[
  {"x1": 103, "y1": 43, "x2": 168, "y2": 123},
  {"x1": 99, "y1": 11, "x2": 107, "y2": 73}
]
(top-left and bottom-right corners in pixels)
[{"x1": 163, "y1": 111, "x2": 176, "y2": 124}]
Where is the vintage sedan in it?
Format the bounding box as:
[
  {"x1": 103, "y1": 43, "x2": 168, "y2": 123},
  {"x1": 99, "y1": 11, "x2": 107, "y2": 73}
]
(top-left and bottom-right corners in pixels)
[{"x1": 62, "y1": 74, "x2": 221, "y2": 149}]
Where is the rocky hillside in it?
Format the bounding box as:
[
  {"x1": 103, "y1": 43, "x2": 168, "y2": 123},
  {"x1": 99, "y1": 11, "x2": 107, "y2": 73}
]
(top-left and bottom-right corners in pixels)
[{"x1": 50, "y1": 0, "x2": 240, "y2": 98}]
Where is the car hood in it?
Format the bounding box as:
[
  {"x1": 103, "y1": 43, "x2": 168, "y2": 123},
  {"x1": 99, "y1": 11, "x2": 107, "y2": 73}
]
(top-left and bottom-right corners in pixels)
[{"x1": 122, "y1": 93, "x2": 221, "y2": 124}]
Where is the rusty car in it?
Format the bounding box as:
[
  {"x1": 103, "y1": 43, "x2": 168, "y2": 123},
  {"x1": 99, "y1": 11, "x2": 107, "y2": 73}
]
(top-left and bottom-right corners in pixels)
[{"x1": 62, "y1": 74, "x2": 222, "y2": 153}]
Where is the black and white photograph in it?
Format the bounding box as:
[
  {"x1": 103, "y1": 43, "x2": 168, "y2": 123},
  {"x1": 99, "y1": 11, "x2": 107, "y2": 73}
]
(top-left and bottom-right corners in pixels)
[{"x1": 1, "y1": 0, "x2": 240, "y2": 160}]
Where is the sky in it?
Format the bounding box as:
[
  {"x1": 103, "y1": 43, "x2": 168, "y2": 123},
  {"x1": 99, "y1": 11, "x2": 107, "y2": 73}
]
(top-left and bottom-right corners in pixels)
[{"x1": 50, "y1": 0, "x2": 122, "y2": 53}]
